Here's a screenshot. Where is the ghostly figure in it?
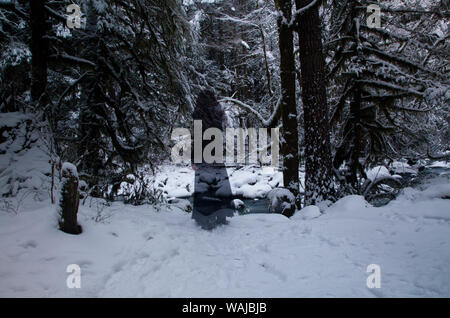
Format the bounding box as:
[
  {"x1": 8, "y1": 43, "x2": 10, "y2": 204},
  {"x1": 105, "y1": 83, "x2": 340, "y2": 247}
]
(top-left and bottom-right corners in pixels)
[{"x1": 191, "y1": 90, "x2": 234, "y2": 230}]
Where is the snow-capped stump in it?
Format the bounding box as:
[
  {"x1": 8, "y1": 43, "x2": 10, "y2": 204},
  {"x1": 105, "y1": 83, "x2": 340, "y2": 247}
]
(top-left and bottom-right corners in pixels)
[
  {"x1": 78, "y1": 180, "x2": 89, "y2": 200},
  {"x1": 267, "y1": 188, "x2": 295, "y2": 217},
  {"x1": 58, "y1": 162, "x2": 82, "y2": 235}
]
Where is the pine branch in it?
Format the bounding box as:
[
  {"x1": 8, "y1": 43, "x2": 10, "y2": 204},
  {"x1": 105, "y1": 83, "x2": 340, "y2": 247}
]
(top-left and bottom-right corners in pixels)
[
  {"x1": 49, "y1": 54, "x2": 97, "y2": 68},
  {"x1": 220, "y1": 97, "x2": 281, "y2": 128}
]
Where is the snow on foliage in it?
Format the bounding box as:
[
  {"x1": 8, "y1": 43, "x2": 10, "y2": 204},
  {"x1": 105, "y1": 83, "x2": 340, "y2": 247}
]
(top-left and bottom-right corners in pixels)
[{"x1": 0, "y1": 113, "x2": 50, "y2": 203}]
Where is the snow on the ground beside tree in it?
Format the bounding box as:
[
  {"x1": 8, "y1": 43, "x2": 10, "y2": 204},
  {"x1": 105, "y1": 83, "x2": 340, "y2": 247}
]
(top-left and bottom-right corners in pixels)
[{"x1": 0, "y1": 175, "x2": 449, "y2": 297}]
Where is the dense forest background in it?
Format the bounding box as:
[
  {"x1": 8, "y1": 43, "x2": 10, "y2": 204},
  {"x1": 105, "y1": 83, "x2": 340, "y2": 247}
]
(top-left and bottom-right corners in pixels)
[{"x1": 0, "y1": 0, "x2": 448, "y2": 209}]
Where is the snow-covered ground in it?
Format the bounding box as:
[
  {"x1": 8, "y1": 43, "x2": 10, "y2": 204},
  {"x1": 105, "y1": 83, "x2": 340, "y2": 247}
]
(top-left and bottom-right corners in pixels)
[{"x1": 0, "y1": 173, "x2": 449, "y2": 297}]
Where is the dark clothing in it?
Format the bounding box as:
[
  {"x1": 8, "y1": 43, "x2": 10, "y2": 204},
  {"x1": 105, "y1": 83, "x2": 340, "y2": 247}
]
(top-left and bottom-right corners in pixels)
[{"x1": 191, "y1": 91, "x2": 233, "y2": 230}]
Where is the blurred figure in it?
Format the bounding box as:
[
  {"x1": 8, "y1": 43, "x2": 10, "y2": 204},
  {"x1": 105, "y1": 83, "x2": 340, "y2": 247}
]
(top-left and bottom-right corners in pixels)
[{"x1": 191, "y1": 90, "x2": 233, "y2": 230}]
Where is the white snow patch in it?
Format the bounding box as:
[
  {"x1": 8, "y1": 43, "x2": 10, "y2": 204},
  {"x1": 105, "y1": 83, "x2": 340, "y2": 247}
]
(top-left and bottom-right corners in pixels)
[
  {"x1": 390, "y1": 161, "x2": 417, "y2": 175},
  {"x1": 327, "y1": 195, "x2": 372, "y2": 214},
  {"x1": 293, "y1": 205, "x2": 321, "y2": 220},
  {"x1": 366, "y1": 166, "x2": 391, "y2": 181}
]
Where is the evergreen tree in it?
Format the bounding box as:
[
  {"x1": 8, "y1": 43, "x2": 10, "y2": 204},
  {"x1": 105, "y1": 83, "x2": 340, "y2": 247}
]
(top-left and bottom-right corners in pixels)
[
  {"x1": 295, "y1": 0, "x2": 334, "y2": 205},
  {"x1": 326, "y1": 0, "x2": 449, "y2": 190},
  {"x1": 275, "y1": 0, "x2": 300, "y2": 210}
]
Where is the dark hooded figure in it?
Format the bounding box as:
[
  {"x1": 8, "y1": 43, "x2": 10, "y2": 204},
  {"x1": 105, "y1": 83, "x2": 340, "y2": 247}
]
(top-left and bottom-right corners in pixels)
[{"x1": 191, "y1": 90, "x2": 234, "y2": 230}]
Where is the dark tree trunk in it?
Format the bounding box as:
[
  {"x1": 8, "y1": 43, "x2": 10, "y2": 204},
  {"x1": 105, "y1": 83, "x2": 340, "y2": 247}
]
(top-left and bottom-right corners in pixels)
[
  {"x1": 275, "y1": 0, "x2": 300, "y2": 211},
  {"x1": 349, "y1": 88, "x2": 363, "y2": 187},
  {"x1": 295, "y1": 0, "x2": 333, "y2": 205},
  {"x1": 59, "y1": 164, "x2": 81, "y2": 235},
  {"x1": 77, "y1": 2, "x2": 103, "y2": 181},
  {"x1": 30, "y1": 0, "x2": 49, "y2": 108},
  {"x1": 332, "y1": 85, "x2": 367, "y2": 189}
]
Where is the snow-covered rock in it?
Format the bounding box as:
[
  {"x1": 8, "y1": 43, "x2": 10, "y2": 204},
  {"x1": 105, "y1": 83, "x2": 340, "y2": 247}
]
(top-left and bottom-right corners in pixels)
[
  {"x1": 267, "y1": 188, "x2": 295, "y2": 216},
  {"x1": 231, "y1": 199, "x2": 245, "y2": 209},
  {"x1": 327, "y1": 195, "x2": 371, "y2": 213},
  {"x1": 366, "y1": 166, "x2": 391, "y2": 181},
  {"x1": 154, "y1": 164, "x2": 285, "y2": 200},
  {"x1": 427, "y1": 161, "x2": 450, "y2": 169},
  {"x1": 231, "y1": 199, "x2": 248, "y2": 215},
  {"x1": 229, "y1": 170, "x2": 259, "y2": 188},
  {"x1": 390, "y1": 161, "x2": 418, "y2": 175},
  {"x1": 268, "y1": 171, "x2": 283, "y2": 188},
  {"x1": 237, "y1": 183, "x2": 272, "y2": 199}
]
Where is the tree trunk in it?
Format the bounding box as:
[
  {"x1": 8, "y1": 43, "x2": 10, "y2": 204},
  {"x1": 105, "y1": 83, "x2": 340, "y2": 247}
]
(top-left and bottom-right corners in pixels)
[
  {"x1": 30, "y1": 0, "x2": 49, "y2": 108},
  {"x1": 260, "y1": 24, "x2": 273, "y2": 97},
  {"x1": 59, "y1": 164, "x2": 81, "y2": 235},
  {"x1": 349, "y1": 87, "x2": 362, "y2": 188},
  {"x1": 275, "y1": 0, "x2": 300, "y2": 211},
  {"x1": 295, "y1": 0, "x2": 333, "y2": 205},
  {"x1": 77, "y1": 1, "x2": 103, "y2": 181}
]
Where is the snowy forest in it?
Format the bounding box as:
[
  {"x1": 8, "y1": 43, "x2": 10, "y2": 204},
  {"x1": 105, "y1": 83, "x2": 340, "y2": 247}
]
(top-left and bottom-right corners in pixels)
[{"x1": 0, "y1": 0, "x2": 449, "y2": 298}]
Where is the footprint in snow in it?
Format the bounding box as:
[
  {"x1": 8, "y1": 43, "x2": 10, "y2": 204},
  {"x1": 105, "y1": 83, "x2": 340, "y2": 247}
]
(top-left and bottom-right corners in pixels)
[
  {"x1": 19, "y1": 240, "x2": 37, "y2": 249},
  {"x1": 260, "y1": 262, "x2": 287, "y2": 282},
  {"x1": 143, "y1": 232, "x2": 154, "y2": 241}
]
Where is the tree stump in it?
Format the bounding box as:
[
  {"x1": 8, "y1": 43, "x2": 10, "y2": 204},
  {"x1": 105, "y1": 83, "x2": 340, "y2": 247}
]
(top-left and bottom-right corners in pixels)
[{"x1": 58, "y1": 163, "x2": 82, "y2": 235}]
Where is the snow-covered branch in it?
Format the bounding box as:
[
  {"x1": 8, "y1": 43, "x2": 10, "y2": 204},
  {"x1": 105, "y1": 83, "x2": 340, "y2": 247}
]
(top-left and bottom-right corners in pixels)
[
  {"x1": 356, "y1": 79, "x2": 424, "y2": 97},
  {"x1": 49, "y1": 54, "x2": 96, "y2": 68},
  {"x1": 220, "y1": 97, "x2": 281, "y2": 128},
  {"x1": 44, "y1": 5, "x2": 66, "y2": 24},
  {"x1": 217, "y1": 14, "x2": 258, "y2": 27},
  {"x1": 289, "y1": 0, "x2": 320, "y2": 27}
]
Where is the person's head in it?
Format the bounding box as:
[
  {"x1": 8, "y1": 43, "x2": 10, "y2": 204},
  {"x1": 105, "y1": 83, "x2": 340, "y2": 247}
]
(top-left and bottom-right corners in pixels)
[
  {"x1": 194, "y1": 90, "x2": 224, "y2": 127},
  {"x1": 196, "y1": 90, "x2": 219, "y2": 110}
]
